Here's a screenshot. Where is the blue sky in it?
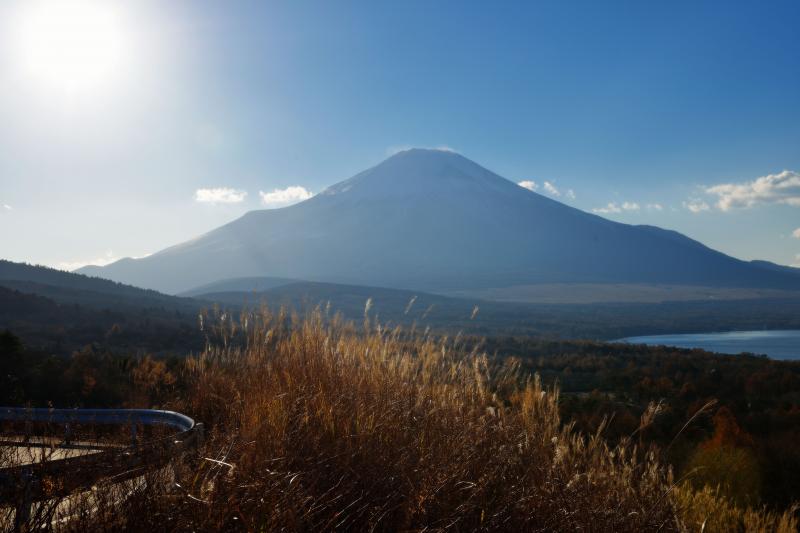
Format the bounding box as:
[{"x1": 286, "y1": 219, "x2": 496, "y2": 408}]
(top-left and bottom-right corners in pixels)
[{"x1": 1, "y1": 0, "x2": 799, "y2": 270}]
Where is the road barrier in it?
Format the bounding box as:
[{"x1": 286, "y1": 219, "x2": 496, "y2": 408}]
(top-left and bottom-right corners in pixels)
[{"x1": 0, "y1": 407, "x2": 202, "y2": 531}]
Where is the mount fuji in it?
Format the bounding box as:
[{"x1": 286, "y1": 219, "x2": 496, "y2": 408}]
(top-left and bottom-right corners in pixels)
[{"x1": 78, "y1": 149, "x2": 800, "y2": 295}]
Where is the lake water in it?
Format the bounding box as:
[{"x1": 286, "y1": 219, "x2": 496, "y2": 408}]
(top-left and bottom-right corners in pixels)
[{"x1": 617, "y1": 330, "x2": 800, "y2": 360}]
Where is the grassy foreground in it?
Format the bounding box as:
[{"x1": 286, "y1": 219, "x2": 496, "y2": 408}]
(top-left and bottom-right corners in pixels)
[{"x1": 62, "y1": 308, "x2": 796, "y2": 531}]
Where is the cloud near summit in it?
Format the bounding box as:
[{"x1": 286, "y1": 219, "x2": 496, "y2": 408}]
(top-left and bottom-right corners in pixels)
[
  {"x1": 259, "y1": 186, "x2": 313, "y2": 208},
  {"x1": 195, "y1": 187, "x2": 248, "y2": 204},
  {"x1": 518, "y1": 180, "x2": 570, "y2": 199},
  {"x1": 592, "y1": 202, "x2": 640, "y2": 214},
  {"x1": 543, "y1": 181, "x2": 560, "y2": 196}
]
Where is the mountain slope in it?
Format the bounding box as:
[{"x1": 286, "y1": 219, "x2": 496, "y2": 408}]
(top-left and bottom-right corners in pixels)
[
  {"x1": 179, "y1": 276, "x2": 297, "y2": 297},
  {"x1": 0, "y1": 260, "x2": 201, "y2": 312},
  {"x1": 78, "y1": 149, "x2": 800, "y2": 294},
  {"x1": 0, "y1": 285, "x2": 204, "y2": 354}
]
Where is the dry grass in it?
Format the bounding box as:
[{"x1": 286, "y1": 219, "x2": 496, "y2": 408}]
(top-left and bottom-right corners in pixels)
[
  {"x1": 130, "y1": 307, "x2": 680, "y2": 531},
  {"x1": 20, "y1": 307, "x2": 800, "y2": 531},
  {"x1": 674, "y1": 485, "x2": 798, "y2": 533}
]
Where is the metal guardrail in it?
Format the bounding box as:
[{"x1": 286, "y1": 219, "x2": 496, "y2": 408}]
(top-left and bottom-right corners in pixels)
[
  {"x1": 0, "y1": 407, "x2": 203, "y2": 531},
  {"x1": 0, "y1": 408, "x2": 195, "y2": 432}
]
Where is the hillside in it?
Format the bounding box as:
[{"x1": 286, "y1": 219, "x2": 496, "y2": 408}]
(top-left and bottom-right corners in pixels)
[
  {"x1": 0, "y1": 261, "x2": 206, "y2": 353},
  {"x1": 78, "y1": 149, "x2": 800, "y2": 294},
  {"x1": 0, "y1": 286, "x2": 204, "y2": 354},
  {"x1": 0, "y1": 260, "x2": 201, "y2": 312},
  {"x1": 179, "y1": 276, "x2": 296, "y2": 297}
]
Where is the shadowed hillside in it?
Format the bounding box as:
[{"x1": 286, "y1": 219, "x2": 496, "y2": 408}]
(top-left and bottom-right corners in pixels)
[
  {"x1": 0, "y1": 261, "x2": 206, "y2": 354},
  {"x1": 0, "y1": 260, "x2": 200, "y2": 312}
]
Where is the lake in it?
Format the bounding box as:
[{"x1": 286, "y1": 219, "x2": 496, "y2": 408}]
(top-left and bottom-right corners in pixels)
[{"x1": 617, "y1": 330, "x2": 800, "y2": 360}]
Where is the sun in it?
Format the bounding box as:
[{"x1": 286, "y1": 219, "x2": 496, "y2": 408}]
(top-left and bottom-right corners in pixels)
[{"x1": 12, "y1": 0, "x2": 130, "y2": 95}]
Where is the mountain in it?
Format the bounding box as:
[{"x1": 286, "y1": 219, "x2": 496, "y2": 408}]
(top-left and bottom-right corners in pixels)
[{"x1": 78, "y1": 149, "x2": 800, "y2": 294}]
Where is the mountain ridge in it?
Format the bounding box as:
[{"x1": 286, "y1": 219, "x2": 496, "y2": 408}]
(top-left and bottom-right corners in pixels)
[{"x1": 0, "y1": 259, "x2": 201, "y2": 312}]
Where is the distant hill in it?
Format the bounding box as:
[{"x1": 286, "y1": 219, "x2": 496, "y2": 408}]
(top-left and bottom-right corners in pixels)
[
  {"x1": 0, "y1": 286, "x2": 204, "y2": 354},
  {"x1": 0, "y1": 260, "x2": 201, "y2": 312},
  {"x1": 180, "y1": 276, "x2": 297, "y2": 297},
  {"x1": 194, "y1": 281, "x2": 451, "y2": 321},
  {"x1": 749, "y1": 260, "x2": 800, "y2": 275},
  {"x1": 442, "y1": 283, "x2": 800, "y2": 305},
  {"x1": 0, "y1": 260, "x2": 208, "y2": 353},
  {"x1": 192, "y1": 281, "x2": 800, "y2": 340},
  {"x1": 79, "y1": 149, "x2": 800, "y2": 295}
]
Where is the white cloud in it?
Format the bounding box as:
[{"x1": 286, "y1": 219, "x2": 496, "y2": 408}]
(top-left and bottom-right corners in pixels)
[
  {"x1": 592, "y1": 201, "x2": 640, "y2": 214},
  {"x1": 592, "y1": 203, "x2": 621, "y2": 214},
  {"x1": 543, "y1": 181, "x2": 560, "y2": 196},
  {"x1": 519, "y1": 180, "x2": 573, "y2": 199},
  {"x1": 646, "y1": 203, "x2": 663, "y2": 211},
  {"x1": 195, "y1": 187, "x2": 247, "y2": 204},
  {"x1": 259, "y1": 186, "x2": 313, "y2": 208},
  {"x1": 705, "y1": 170, "x2": 800, "y2": 211},
  {"x1": 1, "y1": 204, "x2": 11, "y2": 212},
  {"x1": 792, "y1": 228, "x2": 800, "y2": 239},
  {"x1": 683, "y1": 198, "x2": 710, "y2": 213}
]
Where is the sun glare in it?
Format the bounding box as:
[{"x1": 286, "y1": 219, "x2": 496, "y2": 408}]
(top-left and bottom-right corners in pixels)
[{"x1": 12, "y1": 0, "x2": 130, "y2": 95}]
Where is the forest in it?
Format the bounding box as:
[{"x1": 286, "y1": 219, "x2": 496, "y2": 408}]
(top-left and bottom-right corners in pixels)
[{"x1": 482, "y1": 337, "x2": 800, "y2": 508}]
